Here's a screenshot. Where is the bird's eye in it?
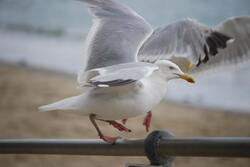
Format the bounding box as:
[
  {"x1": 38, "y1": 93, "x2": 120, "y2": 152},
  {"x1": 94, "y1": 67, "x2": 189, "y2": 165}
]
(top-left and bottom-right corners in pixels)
[{"x1": 169, "y1": 66, "x2": 175, "y2": 70}]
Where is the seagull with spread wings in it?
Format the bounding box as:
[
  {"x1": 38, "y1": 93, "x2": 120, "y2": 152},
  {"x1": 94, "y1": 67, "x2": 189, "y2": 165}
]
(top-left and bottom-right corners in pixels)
[{"x1": 39, "y1": 0, "x2": 250, "y2": 144}]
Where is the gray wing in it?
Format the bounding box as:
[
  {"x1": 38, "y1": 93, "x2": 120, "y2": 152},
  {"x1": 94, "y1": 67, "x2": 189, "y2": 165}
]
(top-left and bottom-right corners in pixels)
[
  {"x1": 195, "y1": 16, "x2": 250, "y2": 72},
  {"x1": 138, "y1": 17, "x2": 250, "y2": 72},
  {"x1": 78, "y1": 62, "x2": 158, "y2": 87},
  {"x1": 78, "y1": 0, "x2": 152, "y2": 71}
]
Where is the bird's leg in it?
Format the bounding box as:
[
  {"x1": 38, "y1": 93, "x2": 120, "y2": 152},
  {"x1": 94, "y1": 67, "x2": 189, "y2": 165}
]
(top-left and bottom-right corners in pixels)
[
  {"x1": 89, "y1": 114, "x2": 120, "y2": 144},
  {"x1": 122, "y1": 118, "x2": 128, "y2": 125},
  {"x1": 105, "y1": 120, "x2": 131, "y2": 132},
  {"x1": 143, "y1": 111, "x2": 152, "y2": 132}
]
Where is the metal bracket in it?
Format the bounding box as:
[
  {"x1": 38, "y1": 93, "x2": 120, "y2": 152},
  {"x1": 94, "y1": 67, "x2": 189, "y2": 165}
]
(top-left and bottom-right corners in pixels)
[
  {"x1": 126, "y1": 130, "x2": 175, "y2": 167},
  {"x1": 144, "y1": 130, "x2": 175, "y2": 167}
]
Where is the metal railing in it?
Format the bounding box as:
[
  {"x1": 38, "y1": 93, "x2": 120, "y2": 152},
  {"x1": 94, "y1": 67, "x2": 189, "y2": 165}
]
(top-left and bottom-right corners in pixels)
[{"x1": 0, "y1": 130, "x2": 250, "y2": 167}]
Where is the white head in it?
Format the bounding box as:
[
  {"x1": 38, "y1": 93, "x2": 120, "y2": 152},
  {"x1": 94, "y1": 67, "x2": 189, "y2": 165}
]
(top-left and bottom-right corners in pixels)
[{"x1": 155, "y1": 60, "x2": 195, "y2": 83}]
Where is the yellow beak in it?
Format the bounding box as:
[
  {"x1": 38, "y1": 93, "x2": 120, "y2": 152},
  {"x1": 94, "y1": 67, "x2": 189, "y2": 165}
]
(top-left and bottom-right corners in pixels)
[{"x1": 178, "y1": 73, "x2": 195, "y2": 83}]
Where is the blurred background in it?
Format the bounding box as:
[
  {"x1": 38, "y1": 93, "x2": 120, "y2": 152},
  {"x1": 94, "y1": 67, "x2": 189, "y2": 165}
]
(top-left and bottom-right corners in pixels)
[
  {"x1": 1, "y1": 0, "x2": 250, "y2": 111},
  {"x1": 0, "y1": 0, "x2": 250, "y2": 167}
]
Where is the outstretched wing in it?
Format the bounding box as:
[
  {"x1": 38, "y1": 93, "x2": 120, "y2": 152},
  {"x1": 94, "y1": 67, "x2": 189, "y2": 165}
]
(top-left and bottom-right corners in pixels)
[
  {"x1": 198, "y1": 17, "x2": 250, "y2": 72},
  {"x1": 138, "y1": 17, "x2": 250, "y2": 72},
  {"x1": 78, "y1": 62, "x2": 158, "y2": 87},
  {"x1": 78, "y1": 0, "x2": 152, "y2": 72}
]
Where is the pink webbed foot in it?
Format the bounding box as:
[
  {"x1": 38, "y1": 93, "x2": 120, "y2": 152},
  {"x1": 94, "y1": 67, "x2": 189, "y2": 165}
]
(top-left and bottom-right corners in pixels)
[
  {"x1": 143, "y1": 111, "x2": 152, "y2": 132},
  {"x1": 108, "y1": 121, "x2": 132, "y2": 132},
  {"x1": 89, "y1": 114, "x2": 122, "y2": 144},
  {"x1": 100, "y1": 135, "x2": 121, "y2": 144}
]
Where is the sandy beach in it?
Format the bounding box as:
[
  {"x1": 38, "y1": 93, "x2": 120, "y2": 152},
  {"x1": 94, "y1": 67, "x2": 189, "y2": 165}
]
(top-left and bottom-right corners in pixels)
[{"x1": 0, "y1": 63, "x2": 250, "y2": 167}]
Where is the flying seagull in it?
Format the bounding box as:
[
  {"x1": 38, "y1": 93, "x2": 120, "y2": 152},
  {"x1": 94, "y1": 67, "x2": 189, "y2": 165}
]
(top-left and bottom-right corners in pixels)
[{"x1": 39, "y1": 0, "x2": 250, "y2": 144}]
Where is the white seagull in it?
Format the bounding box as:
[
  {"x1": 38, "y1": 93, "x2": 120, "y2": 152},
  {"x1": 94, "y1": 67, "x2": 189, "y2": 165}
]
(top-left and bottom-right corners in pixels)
[{"x1": 39, "y1": 0, "x2": 250, "y2": 144}]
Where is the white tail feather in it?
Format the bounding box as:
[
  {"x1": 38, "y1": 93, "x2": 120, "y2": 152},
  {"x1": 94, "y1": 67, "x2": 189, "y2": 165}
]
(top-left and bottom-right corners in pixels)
[{"x1": 38, "y1": 96, "x2": 81, "y2": 112}]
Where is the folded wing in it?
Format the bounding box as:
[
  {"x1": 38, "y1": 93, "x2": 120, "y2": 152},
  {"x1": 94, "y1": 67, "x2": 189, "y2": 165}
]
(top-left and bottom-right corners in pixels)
[{"x1": 78, "y1": 62, "x2": 158, "y2": 87}]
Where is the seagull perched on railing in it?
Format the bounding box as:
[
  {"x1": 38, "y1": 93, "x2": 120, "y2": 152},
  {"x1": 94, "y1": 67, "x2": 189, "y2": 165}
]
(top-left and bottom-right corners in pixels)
[{"x1": 39, "y1": 0, "x2": 250, "y2": 144}]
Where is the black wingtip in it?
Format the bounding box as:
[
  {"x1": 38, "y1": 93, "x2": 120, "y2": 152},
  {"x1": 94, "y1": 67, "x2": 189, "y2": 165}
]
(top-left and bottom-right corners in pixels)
[
  {"x1": 196, "y1": 57, "x2": 202, "y2": 67},
  {"x1": 198, "y1": 31, "x2": 233, "y2": 66},
  {"x1": 206, "y1": 31, "x2": 233, "y2": 56},
  {"x1": 206, "y1": 36, "x2": 218, "y2": 55},
  {"x1": 202, "y1": 45, "x2": 209, "y2": 63}
]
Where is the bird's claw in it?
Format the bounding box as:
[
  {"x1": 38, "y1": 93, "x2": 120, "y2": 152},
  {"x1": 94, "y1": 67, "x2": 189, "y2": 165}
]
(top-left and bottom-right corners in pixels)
[
  {"x1": 100, "y1": 135, "x2": 121, "y2": 144},
  {"x1": 109, "y1": 121, "x2": 132, "y2": 132},
  {"x1": 122, "y1": 118, "x2": 127, "y2": 125}
]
